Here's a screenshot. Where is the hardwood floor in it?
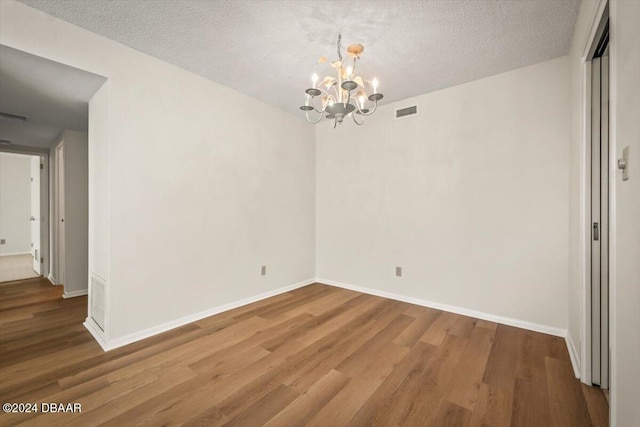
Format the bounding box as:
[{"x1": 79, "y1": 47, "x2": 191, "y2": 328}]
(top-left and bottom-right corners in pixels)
[{"x1": 0, "y1": 278, "x2": 608, "y2": 426}]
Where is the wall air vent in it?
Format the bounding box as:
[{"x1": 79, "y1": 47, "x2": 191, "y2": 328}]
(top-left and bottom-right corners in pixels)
[
  {"x1": 90, "y1": 273, "x2": 106, "y2": 332},
  {"x1": 395, "y1": 105, "x2": 418, "y2": 119}
]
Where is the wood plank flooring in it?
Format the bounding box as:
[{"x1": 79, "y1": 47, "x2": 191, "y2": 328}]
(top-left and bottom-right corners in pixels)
[{"x1": 0, "y1": 278, "x2": 609, "y2": 426}]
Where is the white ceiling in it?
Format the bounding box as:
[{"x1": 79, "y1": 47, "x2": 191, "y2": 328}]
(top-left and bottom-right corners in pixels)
[
  {"x1": 0, "y1": 45, "x2": 106, "y2": 149},
  {"x1": 17, "y1": 0, "x2": 580, "y2": 117}
]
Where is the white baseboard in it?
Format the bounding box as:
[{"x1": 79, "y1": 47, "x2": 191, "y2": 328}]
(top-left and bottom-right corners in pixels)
[
  {"x1": 317, "y1": 278, "x2": 568, "y2": 338},
  {"x1": 93, "y1": 278, "x2": 316, "y2": 352},
  {"x1": 565, "y1": 333, "x2": 581, "y2": 379},
  {"x1": 0, "y1": 251, "x2": 31, "y2": 257},
  {"x1": 83, "y1": 317, "x2": 109, "y2": 351},
  {"x1": 63, "y1": 289, "x2": 88, "y2": 299},
  {"x1": 47, "y1": 274, "x2": 58, "y2": 285},
  {"x1": 84, "y1": 274, "x2": 579, "y2": 379}
]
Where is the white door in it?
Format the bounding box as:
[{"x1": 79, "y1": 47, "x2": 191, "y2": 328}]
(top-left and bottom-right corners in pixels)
[
  {"x1": 56, "y1": 143, "x2": 65, "y2": 285},
  {"x1": 590, "y1": 51, "x2": 609, "y2": 389},
  {"x1": 30, "y1": 156, "x2": 41, "y2": 274}
]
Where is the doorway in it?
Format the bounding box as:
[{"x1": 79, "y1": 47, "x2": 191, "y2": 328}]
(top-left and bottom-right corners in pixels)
[
  {"x1": 588, "y1": 17, "x2": 610, "y2": 390},
  {"x1": 0, "y1": 151, "x2": 46, "y2": 283}
]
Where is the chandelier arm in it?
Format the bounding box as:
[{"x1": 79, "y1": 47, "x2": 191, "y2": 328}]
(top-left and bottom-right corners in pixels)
[
  {"x1": 312, "y1": 106, "x2": 326, "y2": 114},
  {"x1": 348, "y1": 94, "x2": 376, "y2": 115},
  {"x1": 305, "y1": 110, "x2": 324, "y2": 124},
  {"x1": 332, "y1": 117, "x2": 337, "y2": 129},
  {"x1": 352, "y1": 111, "x2": 364, "y2": 126},
  {"x1": 323, "y1": 84, "x2": 338, "y2": 104},
  {"x1": 310, "y1": 100, "x2": 326, "y2": 114},
  {"x1": 315, "y1": 96, "x2": 339, "y2": 114},
  {"x1": 359, "y1": 100, "x2": 379, "y2": 116},
  {"x1": 349, "y1": 95, "x2": 365, "y2": 114},
  {"x1": 309, "y1": 88, "x2": 332, "y2": 114}
]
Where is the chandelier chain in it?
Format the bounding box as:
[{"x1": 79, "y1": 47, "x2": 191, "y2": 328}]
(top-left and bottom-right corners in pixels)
[{"x1": 337, "y1": 33, "x2": 342, "y2": 62}]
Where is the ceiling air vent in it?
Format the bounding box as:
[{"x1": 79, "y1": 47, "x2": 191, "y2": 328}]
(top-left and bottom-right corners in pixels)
[{"x1": 395, "y1": 105, "x2": 418, "y2": 119}]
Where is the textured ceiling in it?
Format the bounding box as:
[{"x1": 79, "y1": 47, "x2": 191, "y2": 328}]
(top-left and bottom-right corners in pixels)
[
  {"x1": 0, "y1": 45, "x2": 106, "y2": 149},
  {"x1": 17, "y1": 0, "x2": 580, "y2": 117}
]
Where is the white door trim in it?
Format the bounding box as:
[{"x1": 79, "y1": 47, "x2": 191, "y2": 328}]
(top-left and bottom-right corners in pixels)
[{"x1": 54, "y1": 140, "x2": 66, "y2": 288}]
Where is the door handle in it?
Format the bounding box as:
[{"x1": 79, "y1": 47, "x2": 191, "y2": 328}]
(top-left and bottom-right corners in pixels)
[{"x1": 593, "y1": 222, "x2": 600, "y2": 241}]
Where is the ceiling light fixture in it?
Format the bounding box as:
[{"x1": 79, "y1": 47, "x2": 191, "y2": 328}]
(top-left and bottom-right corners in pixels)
[
  {"x1": 301, "y1": 34, "x2": 383, "y2": 128},
  {"x1": 0, "y1": 112, "x2": 27, "y2": 123}
]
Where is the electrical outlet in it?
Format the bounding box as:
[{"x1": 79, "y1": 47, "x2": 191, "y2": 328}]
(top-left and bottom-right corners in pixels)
[
  {"x1": 0, "y1": 239, "x2": 5, "y2": 245},
  {"x1": 261, "y1": 265, "x2": 267, "y2": 276},
  {"x1": 396, "y1": 266, "x2": 402, "y2": 277}
]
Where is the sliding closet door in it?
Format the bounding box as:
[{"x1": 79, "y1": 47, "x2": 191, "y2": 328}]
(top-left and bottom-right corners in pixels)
[{"x1": 590, "y1": 51, "x2": 609, "y2": 389}]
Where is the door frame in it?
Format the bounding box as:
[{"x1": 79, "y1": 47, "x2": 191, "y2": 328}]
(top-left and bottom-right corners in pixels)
[
  {"x1": 30, "y1": 155, "x2": 42, "y2": 274},
  {"x1": 0, "y1": 146, "x2": 50, "y2": 281},
  {"x1": 589, "y1": 52, "x2": 610, "y2": 389},
  {"x1": 54, "y1": 140, "x2": 65, "y2": 287},
  {"x1": 579, "y1": 0, "x2": 610, "y2": 385}
]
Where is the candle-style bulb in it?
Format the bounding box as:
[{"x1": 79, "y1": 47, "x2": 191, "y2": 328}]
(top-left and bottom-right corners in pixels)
[
  {"x1": 372, "y1": 78, "x2": 379, "y2": 94},
  {"x1": 312, "y1": 73, "x2": 319, "y2": 86},
  {"x1": 346, "y1": 66, "x2": 353, "y2": 79}
]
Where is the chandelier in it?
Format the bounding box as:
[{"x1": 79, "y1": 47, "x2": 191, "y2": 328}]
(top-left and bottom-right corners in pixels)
[{"x1": 300, "y1": 34, "x2": 383, "y2": 127}]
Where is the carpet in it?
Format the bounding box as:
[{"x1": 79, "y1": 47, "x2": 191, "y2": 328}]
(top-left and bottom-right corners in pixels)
[{"x1": 0, "y1": 254, "x2": 40, "y2": 283}]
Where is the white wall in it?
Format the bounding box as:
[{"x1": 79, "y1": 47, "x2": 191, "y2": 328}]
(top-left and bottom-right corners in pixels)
[
  {"x1": 0, "y1": 1, "x2": 316, "y2": 343},
  {"x1": 88, "y1": 83, "x2": 108, "y2": 285},
  {"x1": 609, "y1": 0, "x2": 640, "y2": 424},
  {"x1": 317, "y1": 57, "x2": 571, "y2": 331},
  {"x1": 0, "y1": 152, "x2": 32, "y2": 255}
]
